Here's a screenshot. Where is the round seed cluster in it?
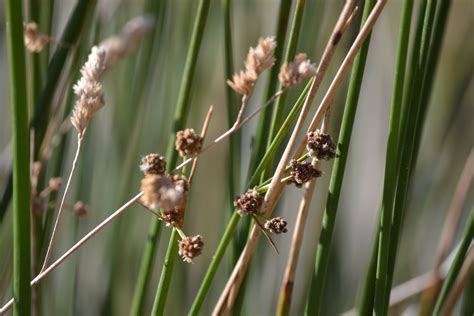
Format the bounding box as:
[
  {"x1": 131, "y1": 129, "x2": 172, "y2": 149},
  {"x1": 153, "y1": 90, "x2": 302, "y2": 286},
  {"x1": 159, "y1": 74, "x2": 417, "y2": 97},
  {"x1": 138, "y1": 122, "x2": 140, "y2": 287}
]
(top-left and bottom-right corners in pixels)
[
  {"x1": 289, "y1": 159, "x2": 322, "y2": 187},
  {"x1": 140, "y1": 153, "x2": 166, "y2": 175},
  {"x1": 234, "y1": 190, "x2": 263, "y2": 216},
  {"x1": 178, "y1": 235, "x2": 204, "y2": 263},
  {"x1": 306, "y1": 130, "x2": 337, "y2": 160},
  {"x1": 264, "y1": 217, "x2": 288, "y2": 234},
  {"x1": 175, "y1": 128, "x2": 204, "y2": 157}
]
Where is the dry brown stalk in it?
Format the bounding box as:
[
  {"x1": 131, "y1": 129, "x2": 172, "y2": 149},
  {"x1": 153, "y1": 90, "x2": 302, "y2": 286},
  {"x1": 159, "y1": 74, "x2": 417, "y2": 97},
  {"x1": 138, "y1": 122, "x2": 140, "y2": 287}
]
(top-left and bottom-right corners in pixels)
[
  {"x1": 276, "y1": 110, "x2": 331, "y2": 315},
  {"x1": 212, "y1": 0, "x2": 364, "y2": 313},
  {"x1": 418, "y1": 149, "x2": 474, "y2": 313},
  {"x1": 0, "y1": 192, "x2": 143, "y2": 314}
]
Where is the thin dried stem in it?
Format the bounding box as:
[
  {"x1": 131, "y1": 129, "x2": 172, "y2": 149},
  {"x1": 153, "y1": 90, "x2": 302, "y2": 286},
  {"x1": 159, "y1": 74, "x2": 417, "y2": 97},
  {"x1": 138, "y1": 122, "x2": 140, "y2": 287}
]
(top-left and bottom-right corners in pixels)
[
  {"x1": 0, "y1": 192, "x2": 143, "y2": 314},
  {"x1": 40, "y1": 133, "x2": 84, "y2": 272},
  {"x1": 213, "y1": 1, "x2": 361, "y2": 313},
  {"x1": 189, "y1": 106, "x2": 214, "y2": 183},
  {"x1": 276, "y1": 110, "x2": 331, "y2": 315},
  {"x1": 174, "y1": 90, "x2": 285, "y2": 171}
]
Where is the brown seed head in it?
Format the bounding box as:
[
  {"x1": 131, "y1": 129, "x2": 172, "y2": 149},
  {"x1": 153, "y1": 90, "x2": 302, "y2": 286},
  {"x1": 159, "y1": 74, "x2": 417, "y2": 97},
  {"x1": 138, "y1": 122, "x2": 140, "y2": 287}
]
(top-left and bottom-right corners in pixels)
[
  {"x1": 175, "y1": 128, "x2": 204, "y2": 157},
  {"x1": 288, "y1": 159, "x2": 322, "y2": 187},
  {"x1": 178, "y1": 235, "x2": 204, "y2": 263},
  {"x1": 140, "y1": 153, "x2": 166, "y2": 175},
  {"x1": 278, "y1": 53, "x2": 317, "y2": 88},
  {"x1": 161, "y1": 207, "x2": 184, "y2": 228},
  {"x1": 264, "y1": 217, "x2": 288, "y2": 234},
  {"x1": 48, "y1": 177, "x2": 62, "y2": 191},
  {"x1": 227, "y1": 70, "x2": 258, "y2": 95},
  {"x1": 245, "y1": 36, "x2": 276, "y2": 75},
  {"x1": 24, "y1": 22, "x2": 47, "y2": 52},
  {"x1": 306, "y1": 130, "x2": 337, "y2": 160},
  {"x1": 73, "y1": 201, "x2": 88, "y2": 218},
  {"x1": 234, "y1": 189, "x2": 263, "y2": 216},
  {"x1": 140, "y1": 174, "x2": 186, "y2": 211}
]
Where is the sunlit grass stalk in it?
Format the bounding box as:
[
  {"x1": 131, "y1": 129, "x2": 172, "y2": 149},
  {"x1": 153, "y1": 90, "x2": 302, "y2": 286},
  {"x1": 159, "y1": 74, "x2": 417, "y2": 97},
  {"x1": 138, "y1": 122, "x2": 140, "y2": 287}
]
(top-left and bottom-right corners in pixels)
[
  {"x1": 303, "y1": 1, "x2": 374, "y2": 315},
  {"x1": 374, "y1": 0, "x2": 441, "y2": 313},
  {"x1": 5, "y1": 0, "x2": 31, "y2": 313},
  {"x1": 131, "y1": 0, "x2": 211, "y2": 313},
  {"x1": 433, "y1": 211, "x2": 474, "y2": 315}
]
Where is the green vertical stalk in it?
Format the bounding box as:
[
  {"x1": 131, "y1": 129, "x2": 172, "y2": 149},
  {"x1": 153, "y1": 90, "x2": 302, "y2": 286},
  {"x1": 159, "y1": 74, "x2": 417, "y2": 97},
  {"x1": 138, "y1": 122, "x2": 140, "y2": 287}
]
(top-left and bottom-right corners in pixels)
[
  {"x1": 383, "y1": 0, "x2": 450, "y2": 312},
  {"x1": 247, "y1": 0, "x2": 292, "y2": 176},
  {"x1": 374, "y1": 0, "x2": 439, "y2": 314},
  {"x1": 0, "y1": 0, "x2": 96, "y2": 224},
  {"x1": 266, "y1": 0, "x2": 306, "y2": 168},
  {"x1": 433, "y1": 210, "x2": 474, "y2": 315},
  {"x1": 6, "y1": 0, "x2": 32, "y2": 314},
  {"x1": 304, "y1": 1, "x2": 375, "y2": 315},
  {"x1": 39, "y1": 0, "x2": 55, "y2": 72},
  {"x1": 131, "y1": 1, "x2": 211, "y2": 314}
]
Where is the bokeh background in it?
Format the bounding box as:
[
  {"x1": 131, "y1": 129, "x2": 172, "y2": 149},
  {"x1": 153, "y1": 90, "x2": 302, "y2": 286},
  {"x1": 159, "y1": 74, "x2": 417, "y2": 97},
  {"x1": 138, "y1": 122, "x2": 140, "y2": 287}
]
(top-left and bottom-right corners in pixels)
[{"x1": 0, "y1": 0, "x2": 473, "y2": 315}]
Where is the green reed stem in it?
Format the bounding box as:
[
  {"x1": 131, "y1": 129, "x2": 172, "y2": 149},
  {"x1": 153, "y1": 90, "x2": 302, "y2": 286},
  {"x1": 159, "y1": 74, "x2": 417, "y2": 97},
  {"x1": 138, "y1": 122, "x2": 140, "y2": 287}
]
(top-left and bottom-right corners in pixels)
[
  {"x1": 248, "y1": 0, "x2": 292, "y2": 175},
  {"x1": 373, "y1": 0, "x2": 441, "y2": 314},
  {"x1": 303, "y1": 1, "x2": 375, "y2": 315},
  {"x1": 266, "y1": 0, "x2": 306, "y2": 176},
  {"x1": 6, "y1": 0, "x2": 31, "y2": 313},
  {"x1": 433, "y1": 210, "x2": 474, "y2": 315},
  {"x1": 133, "y1": 1, "x2": 210, "y2": 314},
  {"x1": 189, "y1": 81, "x2": 312, "y2": 315},
  {"x1": 384, "y1": 0, "x2": 450, "y2": 313}
]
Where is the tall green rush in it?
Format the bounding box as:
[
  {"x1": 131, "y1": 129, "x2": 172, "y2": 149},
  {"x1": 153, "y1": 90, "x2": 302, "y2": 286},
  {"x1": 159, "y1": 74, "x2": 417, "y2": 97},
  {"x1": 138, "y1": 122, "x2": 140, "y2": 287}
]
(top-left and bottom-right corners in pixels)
[
  {"x1": 131, "y1": 1, "x2": 211, "y2": 315},
  {"x1": 5, "y1": 0, "x2": 32, "y2": 314},
  {"x1": 303, "y1": 0, "x2": 375, "y2": 314}
]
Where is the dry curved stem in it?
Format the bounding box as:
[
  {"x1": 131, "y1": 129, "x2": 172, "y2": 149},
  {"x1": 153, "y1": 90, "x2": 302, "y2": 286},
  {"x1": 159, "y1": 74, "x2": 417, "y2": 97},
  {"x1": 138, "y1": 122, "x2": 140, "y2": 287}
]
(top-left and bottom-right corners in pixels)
[
  {"x1": 40, "y1": 133, "x2": 84, "y2": 272},
  {"x1": 0, "y1": 192, "x2": 143, "y2": 314},
  {"x1": 212, "y1": 1, "x2": 362, "y2": 313},
  {"x1": 276, "y1": 110, "x2": 331, "y2": 315},
  {"x1": 189, "y1": 106, "x2": 214, "y2": 183},
  {"x1": 419, "y1": 149, "x2": 474, "y2": 311}
]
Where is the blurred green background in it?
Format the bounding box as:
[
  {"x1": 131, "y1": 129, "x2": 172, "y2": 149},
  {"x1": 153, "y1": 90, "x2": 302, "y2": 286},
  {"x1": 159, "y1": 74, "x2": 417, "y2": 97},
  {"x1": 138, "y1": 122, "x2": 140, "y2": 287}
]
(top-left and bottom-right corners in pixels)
[{"x1": 0, "y1": 0, "x2": 473, "y2": 315}]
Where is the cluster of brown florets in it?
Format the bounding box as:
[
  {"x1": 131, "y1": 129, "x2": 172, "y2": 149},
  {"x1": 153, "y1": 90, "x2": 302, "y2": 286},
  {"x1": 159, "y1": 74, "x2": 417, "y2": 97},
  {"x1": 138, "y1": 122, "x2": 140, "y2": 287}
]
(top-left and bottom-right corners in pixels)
[
  {"x1": 306, "y1": 129, "x2": 337, "y2": 160},
  {"x1": 234, "y1": 189, "x2": 264, "y2": 216},
  {"x1": 264, "y1": 217, "x2": 288, "y2": 234},
  {"x1": 227, "y1": 37, "x2": 316, "y2": 97},
  {"x1": 178, "y1": 235, "x2": 204, "y2": 263},
  {"x1": 175, "y1": 128, "x2": 204, "y2": 157},
  {"x1": 288, "y1": 159, "x2": 322, "y2": 187}
]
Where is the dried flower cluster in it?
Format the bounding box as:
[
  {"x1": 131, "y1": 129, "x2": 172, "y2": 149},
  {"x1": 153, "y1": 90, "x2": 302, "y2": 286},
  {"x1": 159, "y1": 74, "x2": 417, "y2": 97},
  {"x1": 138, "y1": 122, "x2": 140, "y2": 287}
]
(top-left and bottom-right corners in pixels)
[
  {"x1": 227, "y1": 37, "x2": 276, "y2": 95},
  {"x1": 175, "y1": 129, "x2": 204, "y2": 157},
  {"x1": 279, "y1": 53, "x2": 317, "y2": 88},
  {"x1": 48, "y1": 177, "x2": 62, "y2": 191},
  {"x1": 306, "y1": 130, "x2": 337, "y2": 160},
  {"x1": 24, "y1": 22, "x2": 49, "y2": 52},
  {"x1": 234, "y1": 189, "x2": 263, "y2": 216},
  {"x1": 71, "y1": 46, "x2": 107, "y2": 136},
  {"x1": 140, "y1": 174, "x2": 188, "y2": 212},
  {"x1": 100, "y1": 15, "x2": 155, "y2": 66},
  {"x1": 288, "y1": 159, "x2": 322, "y2": 187},
  {"x1": 178, "y1": 235, "x2": 204, "y2": 263},
  {"x1": 140, "y1": 153, "x2": 167, "y2": 175},
  {"x1": 161, "y1": 207, "x2": 184, "y2": 228},
  {"x1": 264, "y1": 217, "x2": 288, "y2": 234},
  {"x1": 73, "y1": 201, "x2": 88, "y2": 218}
]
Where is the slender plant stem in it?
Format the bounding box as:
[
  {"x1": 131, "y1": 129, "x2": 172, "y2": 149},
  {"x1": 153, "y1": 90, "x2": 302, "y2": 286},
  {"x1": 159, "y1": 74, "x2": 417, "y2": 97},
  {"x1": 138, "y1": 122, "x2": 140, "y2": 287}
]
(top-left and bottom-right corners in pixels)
[
  {"x1": 433, "y1": 210, "x2": 474, "y2": 315},
  {"x1": 266, "y1": 0, "x2": 306, "y2": 178},
  {"x1": 248, "y1": 0, "x2": 293, "y2": 175},
  {"x1": 303, "y1": 1, "x2": 375, "y2": 315},
  {"x1": 41, "y1": 135, "x2": 83, "y2": 272},
  {"x1": 132, "y1": 1, "x2": 211, "y2": 314},
  {"x1": 0, "y1": 193, "x2": 143, "y2": 315},
  {"x1": 5, "y1": 0, "x2": 31, "y2": 313}
]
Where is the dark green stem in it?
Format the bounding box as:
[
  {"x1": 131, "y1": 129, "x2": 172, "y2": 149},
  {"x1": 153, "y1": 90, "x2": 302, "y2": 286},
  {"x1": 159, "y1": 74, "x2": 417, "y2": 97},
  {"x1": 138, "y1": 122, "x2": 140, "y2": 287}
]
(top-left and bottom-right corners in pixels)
[
  {"x1": 304, "y1": 1, "x2": 375, "y2": 314},
  {"x1": 6, "y1": 0, "x2": 32, "y2": 313}
]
